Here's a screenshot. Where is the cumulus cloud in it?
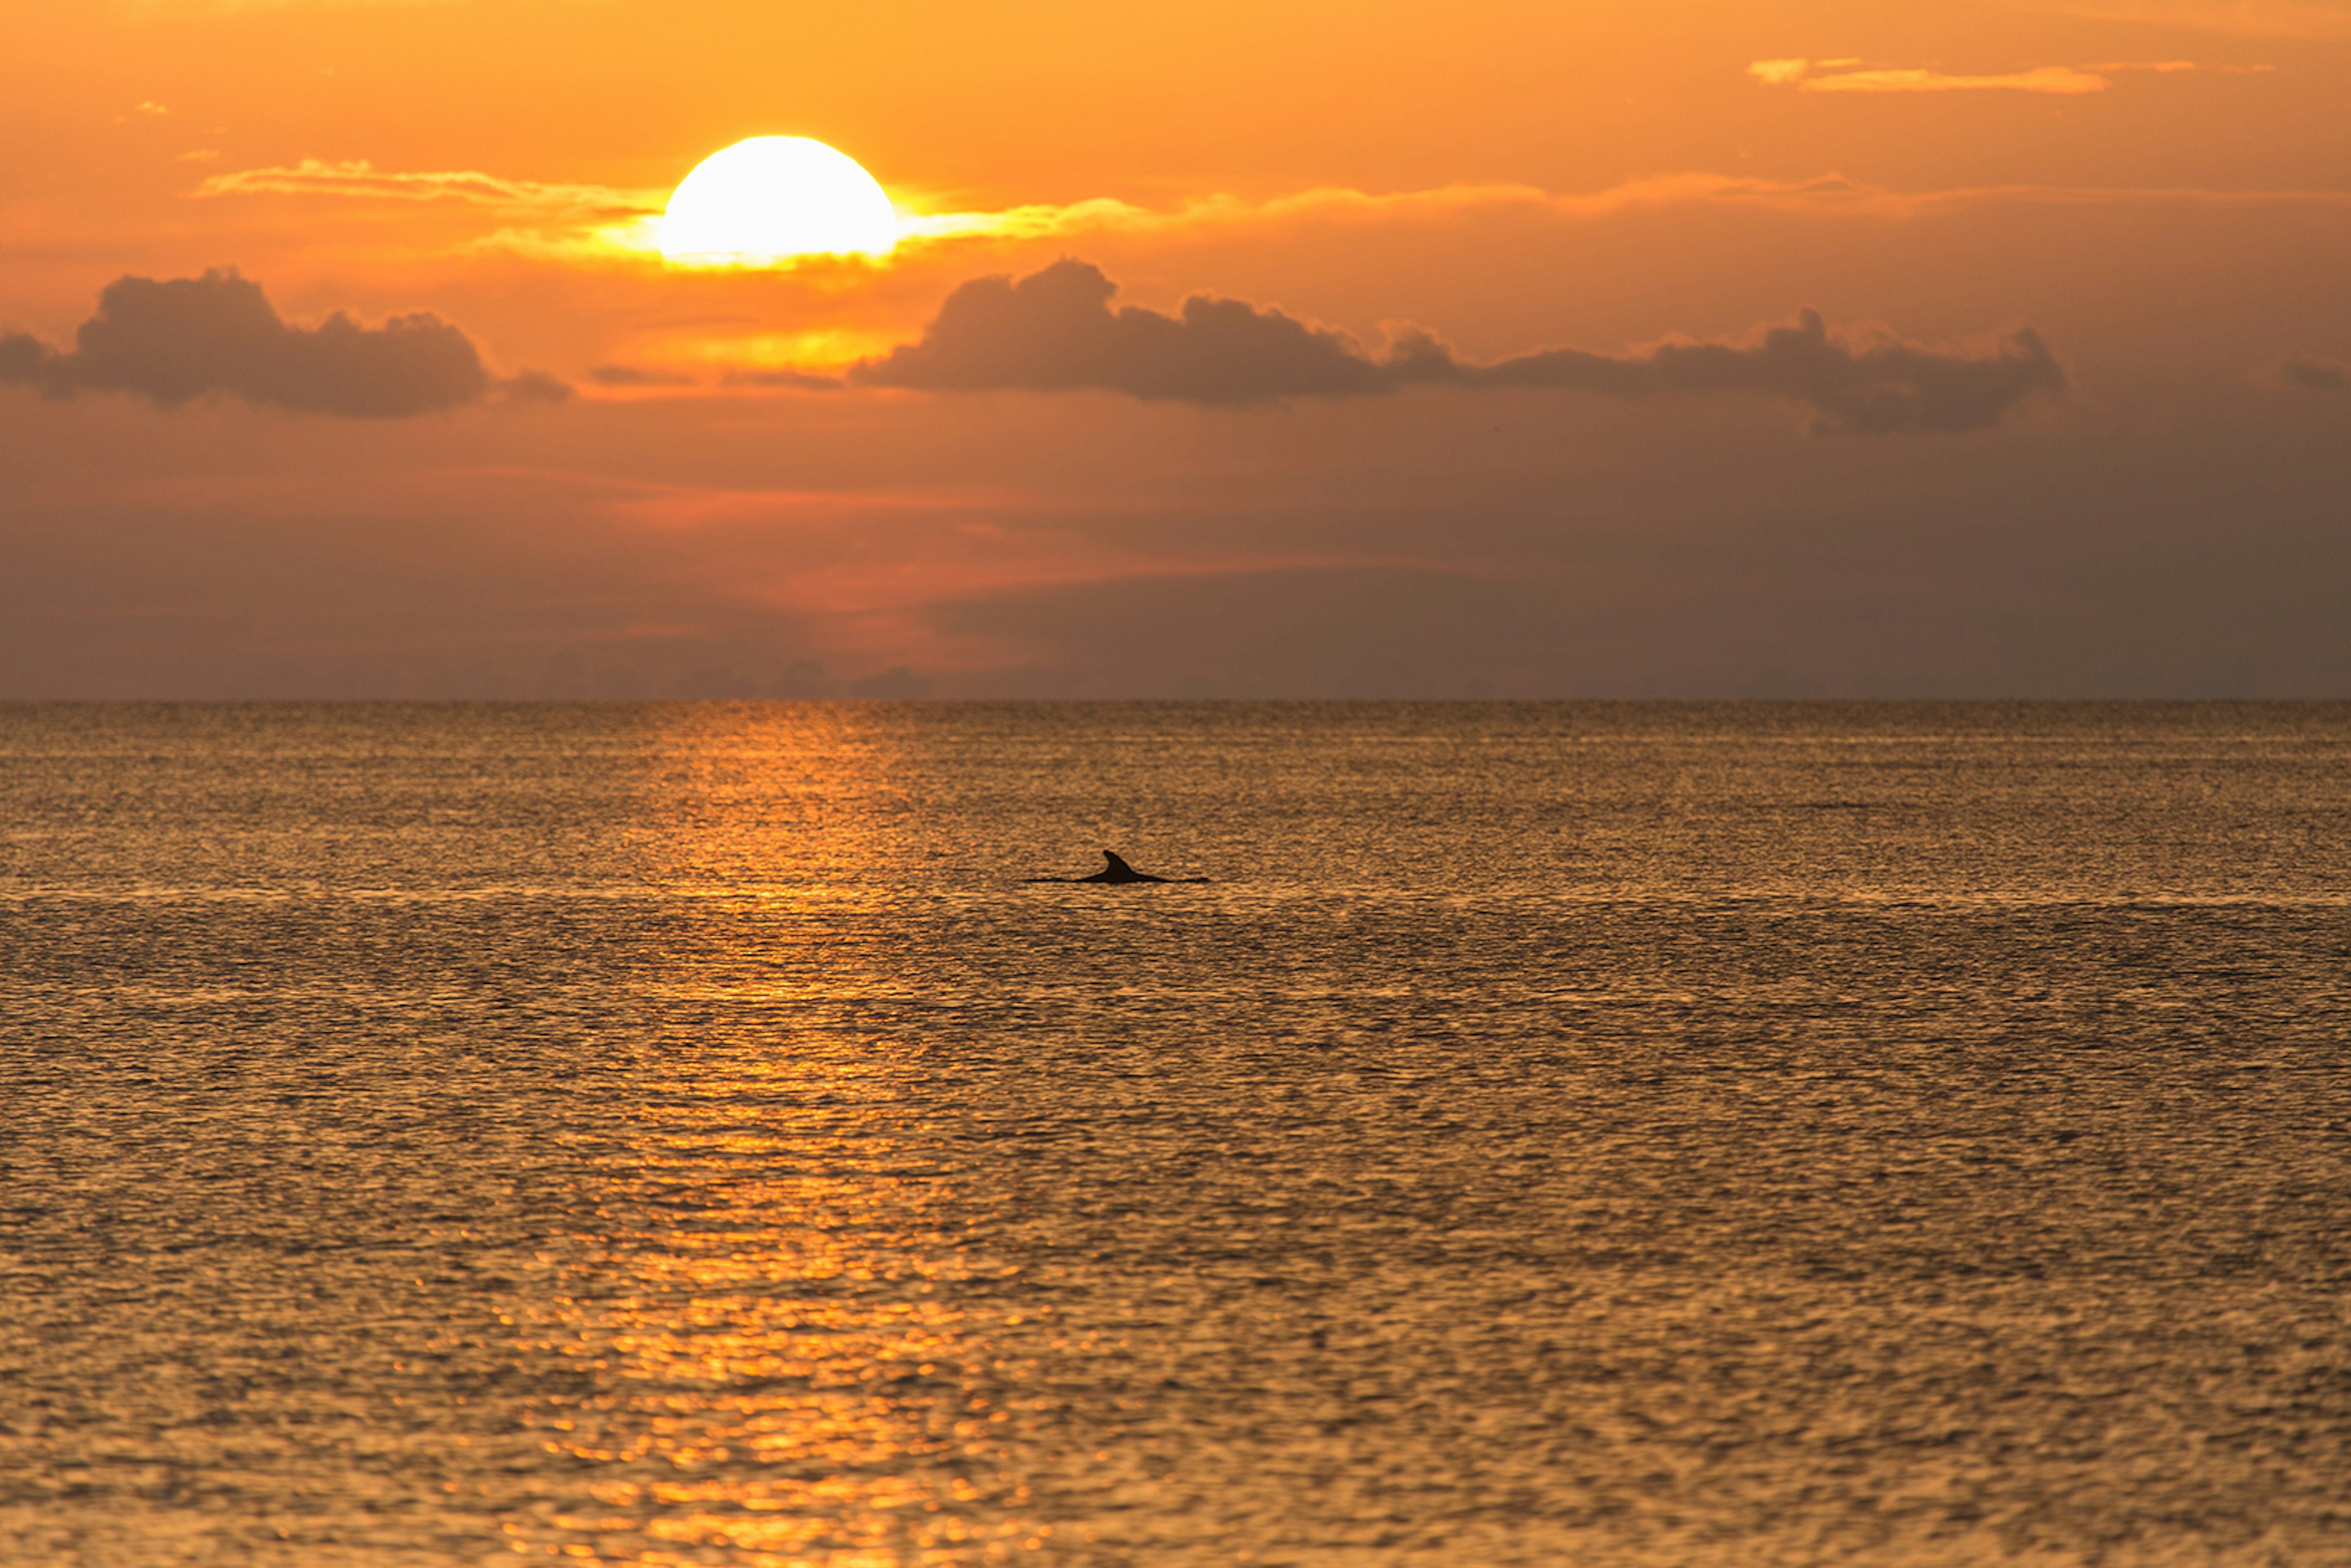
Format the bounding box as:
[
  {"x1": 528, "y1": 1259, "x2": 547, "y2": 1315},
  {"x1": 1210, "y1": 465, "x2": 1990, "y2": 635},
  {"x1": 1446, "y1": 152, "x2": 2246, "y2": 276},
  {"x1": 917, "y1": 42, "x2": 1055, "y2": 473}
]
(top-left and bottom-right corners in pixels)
[
  {"x1": 2280, "y1": 354, "x2": 2351, "y2": 391},
  {"x1": 850, "y1": 260, "x2": 1393, "y2": 403},
  {"x1": 850, "y1": 260, "x2": 2064, "y2": 433},
  {"x1": 0, "y1": 268, "x2": 529, "y2": 416}
]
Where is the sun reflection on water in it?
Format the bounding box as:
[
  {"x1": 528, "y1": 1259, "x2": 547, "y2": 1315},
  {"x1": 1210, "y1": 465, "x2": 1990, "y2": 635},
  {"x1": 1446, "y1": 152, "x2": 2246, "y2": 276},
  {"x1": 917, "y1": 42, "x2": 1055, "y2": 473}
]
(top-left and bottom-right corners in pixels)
[
  {"x1": 496, "y1": 1040, "x2": 1052, "y2": 1566},
  {"x1": 493, "y1": 707, "x2": 1054, "y2": 1566}
]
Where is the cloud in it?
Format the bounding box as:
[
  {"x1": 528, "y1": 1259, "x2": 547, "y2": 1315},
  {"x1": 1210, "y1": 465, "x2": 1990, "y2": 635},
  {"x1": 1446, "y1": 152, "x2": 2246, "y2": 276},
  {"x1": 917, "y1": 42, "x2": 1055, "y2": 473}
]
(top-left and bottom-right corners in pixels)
[
  {"x1": 1832, "y1": 66, "x2": 2110, "y2": 92},
  {"x1": 1756, "y1": 61, "x2": 2099, "y2": 93},
  {"x1": 212, "y1": 167, "x2": 1884, "y2": 260},
  {"x1": 721, "y1": 369, "x2": 846, "y2": 391},
  {"x1": 880, "y1": 170, "x2": 2345, "y2": 252},
  {"x1": 191, "y1": 158, "x2": 669, "y2": 263},
  {"x1": 0, "y1": 268, "x2": 509, "y2": 416},
  {"x1": 588, "y1": 364, "x2": 698, "y2": 388},
  {"x1": 850, "y1": 260, "x2": 2065, "y2": 433},
  {"x1": 850, "y1": 261, "x2": 1393, "y2": 403},
  {"x1": 894, "y1": 179, "x2": 1886, "y2": 246},
  {"x1": 191, "y1": 158, "x2": 1925, "y2": 249},
  {"x1": 1468, "y1": 313, "x2": 2066, "y2": 435},
  {"x1": 1749, "y1": 57, "x2": 2264, "y2": 93},
  {"x1": 195, "y1": 158, "x2": 658, "y2": 217},
  {"x1": 499, "y1": 369, "x2": 575, "y2": 404},
  {"x1": 195, "y1": 154, "x2": 2341, "y2": 271},
  {"x1": 2280, "y1": 354, "x2": 2351, "y2": 391}
]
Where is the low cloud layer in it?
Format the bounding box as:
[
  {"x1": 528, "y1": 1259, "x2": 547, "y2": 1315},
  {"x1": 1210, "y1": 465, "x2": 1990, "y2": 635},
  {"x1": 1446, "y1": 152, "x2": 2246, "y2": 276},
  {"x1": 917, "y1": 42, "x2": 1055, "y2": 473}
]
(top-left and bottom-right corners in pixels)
[
  {"x1": 1465, "y1": 313, "x2": 2064, "y2": 434},
  {"x1": 851, "y1": 260, "x2": 2064, "y2": 433},
  {"x1": 0, "y1": 269, "x2": 537, "y2": 416}
]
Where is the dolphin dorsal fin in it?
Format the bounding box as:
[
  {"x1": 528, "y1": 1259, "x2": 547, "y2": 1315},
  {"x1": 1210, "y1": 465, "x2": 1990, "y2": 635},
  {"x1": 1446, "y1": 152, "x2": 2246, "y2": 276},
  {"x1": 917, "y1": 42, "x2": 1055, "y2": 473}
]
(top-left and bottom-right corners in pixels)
[{"x1": 1102, "y1": 850, "x2": 1134, "y2": 874}]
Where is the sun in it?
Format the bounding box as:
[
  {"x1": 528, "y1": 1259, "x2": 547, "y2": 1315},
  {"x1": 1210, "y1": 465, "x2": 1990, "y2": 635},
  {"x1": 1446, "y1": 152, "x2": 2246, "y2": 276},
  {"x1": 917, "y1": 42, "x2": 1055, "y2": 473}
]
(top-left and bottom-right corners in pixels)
[{"x1": 658, "y1": 137, "x2": 899, "y2": 267}]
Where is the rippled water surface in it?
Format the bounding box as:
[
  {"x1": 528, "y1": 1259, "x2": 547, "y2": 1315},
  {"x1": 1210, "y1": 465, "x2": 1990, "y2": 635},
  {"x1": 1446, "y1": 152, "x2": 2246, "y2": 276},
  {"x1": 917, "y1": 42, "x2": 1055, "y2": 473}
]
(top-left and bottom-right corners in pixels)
[{"x1": 4, "y1": 702, "x2": 2349, "y2": 1567}]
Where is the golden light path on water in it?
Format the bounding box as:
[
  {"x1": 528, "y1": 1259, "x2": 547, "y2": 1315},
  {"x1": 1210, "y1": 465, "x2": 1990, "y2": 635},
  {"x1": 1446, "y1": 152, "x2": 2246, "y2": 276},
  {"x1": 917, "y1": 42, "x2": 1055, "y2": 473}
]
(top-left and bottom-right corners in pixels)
[
  {"x1": 503, "y1": 1065, "x2": 1022, "y2": 1562},
  {"x1": 495, "y1": 716, "x2": 1057, "y2": 1564}
]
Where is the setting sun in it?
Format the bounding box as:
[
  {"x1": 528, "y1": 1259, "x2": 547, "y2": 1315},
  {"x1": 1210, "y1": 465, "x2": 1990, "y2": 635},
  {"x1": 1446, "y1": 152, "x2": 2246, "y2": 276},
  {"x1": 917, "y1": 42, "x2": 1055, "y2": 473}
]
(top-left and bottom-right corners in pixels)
[{"x1": 657, "y1": 136, "x2": 899, "y2": 267}]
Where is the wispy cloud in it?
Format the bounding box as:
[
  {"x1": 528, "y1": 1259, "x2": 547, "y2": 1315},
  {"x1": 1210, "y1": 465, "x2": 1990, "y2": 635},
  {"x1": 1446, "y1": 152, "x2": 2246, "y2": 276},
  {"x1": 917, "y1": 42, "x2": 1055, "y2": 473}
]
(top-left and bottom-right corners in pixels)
[
  {"x1": 194, "y1": 158, "x2": 667, "y2": 260},
  {"x1": 900, "y1": 172, "x2": 2351, "y2": 246},
  {"x1": 190, "y1": 156, "x2": 2351, "y2": 272},
  {"x1": 195, "y1": 162, "x2": 1914, "y2": 263},
  {"x1": 1809, "y1": 65, "x2": 2112, "y2": 94},
  {"x1": 896, "y1": 176, "x2": 1886, "y2": 244},
  {"x1": 193, "y1": 158, "x2": 659, "y2": 217},
  {"x1": 1749, "y1": 56, "x2": 2267, "y2": 94}
]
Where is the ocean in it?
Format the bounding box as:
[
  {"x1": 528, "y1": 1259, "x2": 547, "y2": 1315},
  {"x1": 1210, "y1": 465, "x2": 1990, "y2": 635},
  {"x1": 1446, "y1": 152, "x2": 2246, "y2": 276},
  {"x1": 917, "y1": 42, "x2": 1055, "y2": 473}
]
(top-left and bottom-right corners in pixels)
[{"x1": 4, "y1": 701, "x2": 2347, "y2": 1567}]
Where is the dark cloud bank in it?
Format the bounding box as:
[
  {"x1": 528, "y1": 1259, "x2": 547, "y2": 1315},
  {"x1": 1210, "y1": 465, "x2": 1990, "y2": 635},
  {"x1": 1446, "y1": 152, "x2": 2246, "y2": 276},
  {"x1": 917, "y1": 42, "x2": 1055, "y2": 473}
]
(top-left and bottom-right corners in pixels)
[
  {"x1": 853, "y1": 260, "x2": 2065, "y2": 433},
  {"x1": 5, "y1": 260, "x2": 2062, "y2": 432},
  {"x1": 0, "y1": 269, "x2": 562, "y2": 416}
]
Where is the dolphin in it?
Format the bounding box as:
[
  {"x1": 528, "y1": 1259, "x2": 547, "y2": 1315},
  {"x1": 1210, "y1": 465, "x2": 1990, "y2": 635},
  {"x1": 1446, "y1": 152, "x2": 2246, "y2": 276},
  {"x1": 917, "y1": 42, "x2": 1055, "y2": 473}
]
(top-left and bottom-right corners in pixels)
[{"x1": 1028, "y1": 850, "x2": 1208, "y2": 885}]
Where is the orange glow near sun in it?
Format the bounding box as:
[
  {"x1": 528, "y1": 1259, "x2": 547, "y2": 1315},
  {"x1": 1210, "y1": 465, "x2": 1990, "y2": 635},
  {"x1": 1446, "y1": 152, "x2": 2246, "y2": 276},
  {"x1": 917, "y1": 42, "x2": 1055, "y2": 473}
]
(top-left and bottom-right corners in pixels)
[{"x1": 658, "y1": 137, "x2": 901, "y2": 268}]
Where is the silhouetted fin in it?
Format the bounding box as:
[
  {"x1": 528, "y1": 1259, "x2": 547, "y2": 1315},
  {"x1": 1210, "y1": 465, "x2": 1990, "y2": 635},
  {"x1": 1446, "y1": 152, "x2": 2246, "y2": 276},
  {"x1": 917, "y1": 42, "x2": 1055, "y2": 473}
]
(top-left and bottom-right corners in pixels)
[
  {"x1": 1079, "y1": 850, "x2": 1164, "y2": 883},
  {"x1": 1024, "y1": 850, "x2": 1210, "y2": 885}
]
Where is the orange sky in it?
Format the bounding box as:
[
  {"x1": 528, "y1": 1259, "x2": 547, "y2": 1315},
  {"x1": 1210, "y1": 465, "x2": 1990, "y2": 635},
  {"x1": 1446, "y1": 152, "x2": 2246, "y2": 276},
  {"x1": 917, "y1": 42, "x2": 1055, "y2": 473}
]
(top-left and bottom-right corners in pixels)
[{"x1": 4, "y1": 0, "x2": 2349, "y2": 696}]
